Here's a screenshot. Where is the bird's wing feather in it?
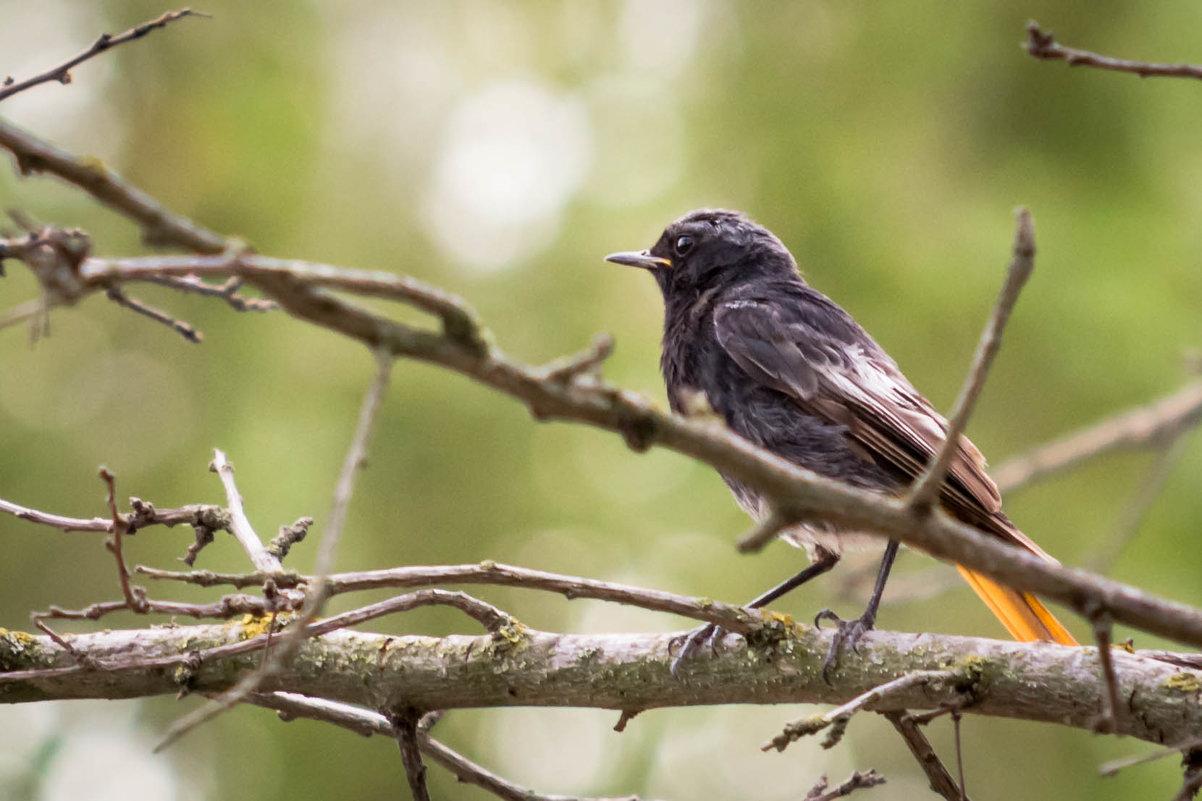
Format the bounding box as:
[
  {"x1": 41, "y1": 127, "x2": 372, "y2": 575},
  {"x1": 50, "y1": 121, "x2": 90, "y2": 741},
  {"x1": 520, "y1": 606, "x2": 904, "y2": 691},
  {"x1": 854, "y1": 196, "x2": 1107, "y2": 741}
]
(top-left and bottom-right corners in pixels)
[{"x1": 714, "y1": 291, "x2": 1050, "y2": 557}]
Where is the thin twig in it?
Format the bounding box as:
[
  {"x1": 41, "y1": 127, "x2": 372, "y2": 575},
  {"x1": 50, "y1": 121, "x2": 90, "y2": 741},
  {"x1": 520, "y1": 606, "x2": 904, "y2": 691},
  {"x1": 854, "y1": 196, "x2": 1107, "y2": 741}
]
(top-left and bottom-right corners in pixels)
[
  {"x1": 994, "y1": 381, "x2": 1202, "y2": 493},
  {"x1": 27, "y1": 617, "x2": 95, "y2": 668},
  {"x1": 952, "y1": 711, "x2": 966, "y2": 801},
  {"x1": 37, "y1": 594, "x2": 275, "y2": 622},
  {"x1": 908, "y1": 208, "x2": 1035, "y2": 512},
  {"x1": 1089, "y1": 431, "x2": 1190, "y2": 573},
  {"x1": 1100, "y1": 738, "x2": 1202, "y2": 778},
  {"x1": 0, "y1": 298, "x2": 45, "y2": 333},
  {"x1": 391, "y1": 707, "x2": 431, "y2": 801},
  {"x1": 265, "y1": 517, "x2": 313, "y2": 562},
  {"x1": 764, "y1": 671, "x2": 957, "y2": 753},
  {"x1": 247, "y1": 692, "x2": 386, "y2": 737},
  {"x1": 736, "y1": 509, "x2": 794, "y2": 554},
  {"x1": 140, "y1": 561, "x2": 762, "y2": 633},
  {"x1": 0, "y1": 497, "x2": 115, "y2": 532},
  {"x1": 902, "y1": 703, "x2": 967, "y2": 727},
  {"x1": 0, "y1": 9, "x2": 208, "y2": 103},
  {"x1": 0, "y1": 495, "x2": 230, "y2": 535},
  {"x1": 804, "y1": 770, "x2": 886, "y2": 801},
  {"x1": 208, "y1": 450, "x2": 281, "y2": 574},
  {"x1": 98, "y1": 468, "x2": 147, "y2": 613},
  {"x1": 257, "y1": 589, "x2": 510, "y2": 640},
  {"x1": 135, "y1": 565, "x2": 300, "y2": 588},
  {"x1": 414, "y1": 733, "x2": 642, "y2": 801},
  {"x1": 1090, "y1": 612, "x2": 1124, "y2": 734},
  {"x1": 883, "y1": 712, "x2": 969, "y2": 801},
  {"x1": 104, "y1": 285, "x2": 201, "y2": 342},
  {"x1": 306, "y1": 349, "x2": 392, "y2": 612},
  {"x1": 141, "y1": 274, "x2": 275, "y2": 312},
  {"x1": 538, "y1": 333, "x2": 614, "y2": 382},
  {"x1": 1025, "y1": 20, "x2": 1202, "y2": 82},
  {"x1": 243, "y1": 694, "x2": 637, "y2": 801}
]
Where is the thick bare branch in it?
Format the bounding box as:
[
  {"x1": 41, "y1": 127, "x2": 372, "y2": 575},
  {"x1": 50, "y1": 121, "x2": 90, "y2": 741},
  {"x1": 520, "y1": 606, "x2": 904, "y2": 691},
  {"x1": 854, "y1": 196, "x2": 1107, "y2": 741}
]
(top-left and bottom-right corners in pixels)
[{"x1": 3, "y1": 623, "x2": 1201, "y2": 748}]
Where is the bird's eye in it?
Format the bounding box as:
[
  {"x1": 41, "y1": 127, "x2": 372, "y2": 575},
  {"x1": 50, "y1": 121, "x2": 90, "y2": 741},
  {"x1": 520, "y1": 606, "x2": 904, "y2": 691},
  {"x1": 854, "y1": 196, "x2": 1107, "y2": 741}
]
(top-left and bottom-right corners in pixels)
[{"x1": 673, "y1": 235, "x2": 695, "y2": 257}]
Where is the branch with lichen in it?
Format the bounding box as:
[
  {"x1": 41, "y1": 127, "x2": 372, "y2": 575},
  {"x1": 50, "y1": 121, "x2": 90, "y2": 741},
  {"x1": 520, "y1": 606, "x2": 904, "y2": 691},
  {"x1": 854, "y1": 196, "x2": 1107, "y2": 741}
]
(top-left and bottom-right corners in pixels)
[{"x1": 2, "y1": 618, "x2": 1201, "y2": 749}]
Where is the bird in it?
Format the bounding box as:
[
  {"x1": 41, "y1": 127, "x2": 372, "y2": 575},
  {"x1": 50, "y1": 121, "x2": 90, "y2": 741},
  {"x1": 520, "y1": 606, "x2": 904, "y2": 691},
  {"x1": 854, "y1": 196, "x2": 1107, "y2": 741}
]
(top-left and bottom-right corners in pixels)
[{"x1": 604, "y1": 208, "x2": 1077, "y2": 674}]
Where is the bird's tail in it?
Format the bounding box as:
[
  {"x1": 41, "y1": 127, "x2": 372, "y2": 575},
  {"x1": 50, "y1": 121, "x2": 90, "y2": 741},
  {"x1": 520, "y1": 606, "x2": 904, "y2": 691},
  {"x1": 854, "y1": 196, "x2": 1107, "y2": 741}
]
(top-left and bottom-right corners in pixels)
[{"x1": 956, "y1": 566, "x2": 1078, "y2": 645}]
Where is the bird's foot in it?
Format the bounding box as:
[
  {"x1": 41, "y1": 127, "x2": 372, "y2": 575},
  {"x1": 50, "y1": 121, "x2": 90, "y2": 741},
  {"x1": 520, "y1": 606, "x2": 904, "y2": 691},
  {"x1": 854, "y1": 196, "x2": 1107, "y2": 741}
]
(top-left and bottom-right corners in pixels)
[
  {"x1": 814, "y1": 608, "x2": 875, "y2": 682},
  {"x1": 669, "y1": 623, "x2": 725, "y2": 677}
]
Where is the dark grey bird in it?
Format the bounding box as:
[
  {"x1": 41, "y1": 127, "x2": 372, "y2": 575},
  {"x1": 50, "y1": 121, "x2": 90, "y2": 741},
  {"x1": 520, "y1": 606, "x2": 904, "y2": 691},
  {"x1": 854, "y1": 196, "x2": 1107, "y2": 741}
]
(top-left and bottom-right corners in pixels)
[{"x1": 605, "y1": 208, "x2": 1076, "y2": 673}]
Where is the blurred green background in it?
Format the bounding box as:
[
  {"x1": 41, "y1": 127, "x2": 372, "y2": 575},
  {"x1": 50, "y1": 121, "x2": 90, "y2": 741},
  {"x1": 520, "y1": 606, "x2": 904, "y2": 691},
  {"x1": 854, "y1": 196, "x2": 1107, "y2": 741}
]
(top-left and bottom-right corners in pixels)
[{"x1": 1, "y1": 1, "x2": 1200, "y2": 799}]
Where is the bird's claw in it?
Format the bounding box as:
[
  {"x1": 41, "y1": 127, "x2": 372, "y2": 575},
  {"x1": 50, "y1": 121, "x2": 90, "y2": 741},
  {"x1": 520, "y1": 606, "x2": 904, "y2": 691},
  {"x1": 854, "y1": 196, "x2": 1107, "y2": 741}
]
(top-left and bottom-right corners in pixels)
[
  {"x1": 814, "y1": 607, "x2": 874, "y2": 682},
  {"x1": 669, "y1": 623, "x2": 725, "y2": 677}
]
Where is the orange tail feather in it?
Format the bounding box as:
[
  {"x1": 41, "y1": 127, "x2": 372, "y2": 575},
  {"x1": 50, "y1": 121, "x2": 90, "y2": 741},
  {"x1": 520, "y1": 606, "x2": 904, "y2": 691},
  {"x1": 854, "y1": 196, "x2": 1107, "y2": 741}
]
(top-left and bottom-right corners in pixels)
[{"x1": 956, "y1": 566, "x2": 1077, "y2": 645}]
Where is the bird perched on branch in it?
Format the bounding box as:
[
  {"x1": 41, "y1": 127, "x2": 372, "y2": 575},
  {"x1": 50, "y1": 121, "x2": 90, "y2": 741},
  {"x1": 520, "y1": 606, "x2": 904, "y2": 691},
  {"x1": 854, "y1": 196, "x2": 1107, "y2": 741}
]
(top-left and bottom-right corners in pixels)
[{"x1": 605, "y1": 208, "x2": 1076, "y2": 674}]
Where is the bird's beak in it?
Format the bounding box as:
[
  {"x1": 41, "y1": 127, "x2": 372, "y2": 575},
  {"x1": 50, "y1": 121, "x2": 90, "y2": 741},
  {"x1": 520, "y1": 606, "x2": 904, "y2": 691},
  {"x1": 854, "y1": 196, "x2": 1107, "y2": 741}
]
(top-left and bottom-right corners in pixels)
[{"x1": 604, "y1": 250, "x2": 671, "y2": 270}]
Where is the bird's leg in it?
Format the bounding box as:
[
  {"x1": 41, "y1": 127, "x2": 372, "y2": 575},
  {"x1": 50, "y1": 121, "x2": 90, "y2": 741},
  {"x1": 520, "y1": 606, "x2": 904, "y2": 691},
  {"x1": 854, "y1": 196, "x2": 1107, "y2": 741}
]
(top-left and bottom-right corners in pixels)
[
  {"x1": 670, "y1": 549, "x2": 840, "y2": 677},
  {"x1": 815, "y1": 539, "x2": 900, "y2": 680}
]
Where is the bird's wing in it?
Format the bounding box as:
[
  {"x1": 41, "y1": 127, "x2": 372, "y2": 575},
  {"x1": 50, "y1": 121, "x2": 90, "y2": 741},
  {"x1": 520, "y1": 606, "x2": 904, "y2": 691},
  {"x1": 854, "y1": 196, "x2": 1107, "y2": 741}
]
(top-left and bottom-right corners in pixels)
[{"x1": 714, "y1": 292, "x2": 1049, "y2": 557}]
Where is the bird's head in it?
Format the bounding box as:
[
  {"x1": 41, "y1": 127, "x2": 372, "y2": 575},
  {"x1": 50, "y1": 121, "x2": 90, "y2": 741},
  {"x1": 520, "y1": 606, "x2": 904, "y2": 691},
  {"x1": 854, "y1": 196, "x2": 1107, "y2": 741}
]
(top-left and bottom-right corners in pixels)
[{"x1": 605, "y1": 209, "x2": 798, "y2": 299}]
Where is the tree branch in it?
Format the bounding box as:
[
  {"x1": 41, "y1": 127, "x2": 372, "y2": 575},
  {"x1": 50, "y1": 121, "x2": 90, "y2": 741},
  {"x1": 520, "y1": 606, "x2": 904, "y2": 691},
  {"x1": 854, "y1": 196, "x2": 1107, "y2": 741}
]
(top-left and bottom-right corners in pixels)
[
  {"x1": 1025, "y1": 20, "x2": 1202, "y2": 82},
  {"x1": 993, "y1": 380, "x2": 1202, "y2": 493},
  {"x1": 2, "y1": 623, "x2": 1200, "y2": 748},
  {"x1": 244, "y1": 694, "x2": 639, "y2": 801},
  {"x1": 0, "y1": 120, "x2": 229, "y2": 251},
  {"x1": 804, "y1": 771, "x2": 886, "y2": 801},
  {"x1": 908, "y1": 208, "x2": 1034, "y2": 512},
  {"x1": 208, "y1": 449, "x2": 282, "y2": 574},
  {"x1": 764, "y1": 671, "x2": 957, "y2": 753},
  {"x1": 0, "y1": 495, "x2": 231, "y2": 537},
  {"x1": 391, "y1": 707, "x2": 431, "y2": 801},
  {"x1": 0, "y1": 9, "x2": 207, "y2": 103},
  {"x1": 883, "y1": 712, "x2": 967, "y2": 801},
  {"x1": 136, "y1": 560, "x2": 797, "y2": 634}
]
